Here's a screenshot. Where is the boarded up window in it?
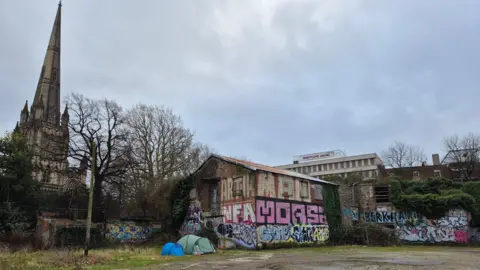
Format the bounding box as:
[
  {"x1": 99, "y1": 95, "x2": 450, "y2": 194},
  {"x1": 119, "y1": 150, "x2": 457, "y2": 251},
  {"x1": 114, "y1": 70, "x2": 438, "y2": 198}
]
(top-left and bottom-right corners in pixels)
[
  {"x1": 300, "y1": 181, "x2": 309, "y2": 198},
  {"x1": 314, "y1": 184, "x2": 323, "y2": 200},
  {"x1": 232, "y1": 176, "x2": 243, "y2": 196},
  {"x1": 374, "y1": 185, "x2": 391, "y2": 203},
  {"x1": 282, "y1": 177, "x2": 293, "y2": 196}
]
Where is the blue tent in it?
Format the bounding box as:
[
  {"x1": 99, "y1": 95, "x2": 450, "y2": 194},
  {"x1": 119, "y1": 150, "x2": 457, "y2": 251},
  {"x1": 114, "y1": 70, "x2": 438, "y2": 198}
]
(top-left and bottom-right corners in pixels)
[{"x1": 161, "y1": 242, "x2": 184, "y2": 256}]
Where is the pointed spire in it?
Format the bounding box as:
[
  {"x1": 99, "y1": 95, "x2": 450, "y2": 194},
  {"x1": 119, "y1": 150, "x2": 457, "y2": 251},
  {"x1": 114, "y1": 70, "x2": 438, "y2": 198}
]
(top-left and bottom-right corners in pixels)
[
  {"x1": 63, "y1": 104, "x2": 69, "y2": 115},
  {"x1": 32, "y1": 3, "x2": 62, "y2": 125},
  {"x1": 14, "y1": 122, "x2": 20, "y2": 133},
  {"x1": 23, "y1": 100, "x2": 29, "y2": 112},
  {"x1": 20, "y1": 100, "x2": 29, "y2": 124}
]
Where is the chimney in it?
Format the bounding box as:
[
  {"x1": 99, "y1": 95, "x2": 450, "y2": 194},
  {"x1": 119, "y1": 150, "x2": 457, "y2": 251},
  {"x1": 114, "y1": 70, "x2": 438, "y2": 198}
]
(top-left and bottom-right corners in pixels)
[
  {"x1": 422, "y1": 161, "x2": 428, "y2": 167},
  {"x1": 432, "y1": 154, "x2": 440, "y2": 165}
]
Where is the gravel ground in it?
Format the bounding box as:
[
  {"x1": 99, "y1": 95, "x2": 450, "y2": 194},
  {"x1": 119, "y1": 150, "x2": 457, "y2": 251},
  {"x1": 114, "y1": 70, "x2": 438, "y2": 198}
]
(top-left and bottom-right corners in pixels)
[{"x1": 138, "y1": 247, "x2": 480, "y2": 270}]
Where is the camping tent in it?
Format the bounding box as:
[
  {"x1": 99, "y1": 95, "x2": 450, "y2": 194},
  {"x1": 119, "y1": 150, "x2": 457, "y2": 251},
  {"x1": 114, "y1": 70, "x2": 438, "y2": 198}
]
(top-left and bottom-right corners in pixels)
[
  {"x1": 161, "y1": 242, "x2": 184, "y2": 256},
  {"x1": 177, "y1": 234, "x2": 216, "y2": 255}
]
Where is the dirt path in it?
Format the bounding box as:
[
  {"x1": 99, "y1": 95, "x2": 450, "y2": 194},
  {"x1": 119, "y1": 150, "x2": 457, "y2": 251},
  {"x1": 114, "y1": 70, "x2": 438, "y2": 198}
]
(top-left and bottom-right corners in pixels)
[{"x1": 139, "y1": 247, "x2": 480, "y2": 270}]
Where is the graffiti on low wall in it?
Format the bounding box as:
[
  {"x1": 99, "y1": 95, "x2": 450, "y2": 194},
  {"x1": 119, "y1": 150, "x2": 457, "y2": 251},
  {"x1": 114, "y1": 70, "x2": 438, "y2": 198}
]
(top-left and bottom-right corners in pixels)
[
  {"x1": 364, "y1": 211, "x2": 420, "y2": 224},
  {"x1": 216, "y1": 223, "x2": 257, "y2": 248},
  {"x1": 342, "y1": 208, "x2": 359, "y2": 221},
  {"x1": 361, "y1": 209, "x2": 470, "y2": 244},
  {"x1": 106, "y1": 223, "x2": 152, "y2": 242}
]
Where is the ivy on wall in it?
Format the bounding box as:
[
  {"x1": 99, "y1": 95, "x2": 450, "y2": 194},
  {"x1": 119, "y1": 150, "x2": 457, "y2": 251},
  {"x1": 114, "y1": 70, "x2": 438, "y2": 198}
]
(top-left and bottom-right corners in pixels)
[
  {"x1": 462, "y1": 182, "x2": 480, "y2": 226},
  {"x1": 169, "y1": 175, "x2": 194, "y2": 235},
  {"x1": 389, "y1": 176, "x2": 477, "y2": 220},
  {"x1": 322, "y1": 184, "x2": 342, "y2": 243}
]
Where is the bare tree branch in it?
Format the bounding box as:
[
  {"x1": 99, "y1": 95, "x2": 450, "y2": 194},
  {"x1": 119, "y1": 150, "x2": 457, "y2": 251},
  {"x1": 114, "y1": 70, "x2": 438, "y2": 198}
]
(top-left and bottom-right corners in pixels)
[
  {"x1": 381, "y1": 141, "x2": 427, "y2": 168},
  {"x1": 66, "y1": 93, "x2": 131, "y2": 222},
  {"x1": 443, "y1": 133, "x2": 480, "y2": 180}
]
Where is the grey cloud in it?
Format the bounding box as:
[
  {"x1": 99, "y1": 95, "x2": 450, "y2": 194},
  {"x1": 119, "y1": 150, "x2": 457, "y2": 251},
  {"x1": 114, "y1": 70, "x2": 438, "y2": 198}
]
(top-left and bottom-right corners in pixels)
[{"x1": 1, "y1": 0, "x2": 480, "y2": 166}]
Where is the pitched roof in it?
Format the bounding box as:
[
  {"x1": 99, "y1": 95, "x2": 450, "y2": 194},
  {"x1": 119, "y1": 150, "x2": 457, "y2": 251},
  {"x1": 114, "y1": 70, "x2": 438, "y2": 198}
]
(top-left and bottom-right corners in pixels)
[{"x1": 210, "y1": 154, "x2": 338, "y2": 186}]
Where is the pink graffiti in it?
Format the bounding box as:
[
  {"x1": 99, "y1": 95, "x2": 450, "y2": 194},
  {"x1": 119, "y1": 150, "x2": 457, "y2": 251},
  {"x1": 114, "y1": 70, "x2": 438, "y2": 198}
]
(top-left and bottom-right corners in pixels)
[
  {"x1": 256, "y1": 200, "x2": 275, "y2": 223},
  {"x1": 256, "y1": 198, "x2": 327, "y2": 225},
  {"x1": 276, "y1": 202, "x2": 291, "y2": 224},
  {"x1": 306, "y1": 205, "x2": 320, "y2": 224},
  {"x1": 292, "y1": 203, "x2": 307, "y2": 224},
  {"x1": 454, "y1": 230, "x2": 468, "y2": 243}
]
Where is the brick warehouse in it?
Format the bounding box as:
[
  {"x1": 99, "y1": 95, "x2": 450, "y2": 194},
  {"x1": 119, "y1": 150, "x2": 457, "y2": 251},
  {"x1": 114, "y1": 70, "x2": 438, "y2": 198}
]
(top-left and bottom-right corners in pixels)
[{"x1": 179, "y1": 154, "x2": 338, "y2": 249}]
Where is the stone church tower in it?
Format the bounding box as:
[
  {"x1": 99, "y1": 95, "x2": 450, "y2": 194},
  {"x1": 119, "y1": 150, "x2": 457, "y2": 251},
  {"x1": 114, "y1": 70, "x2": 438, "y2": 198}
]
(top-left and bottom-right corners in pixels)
[{"x1": 18, "y1": 3, "x2": 74, "y2": 186}]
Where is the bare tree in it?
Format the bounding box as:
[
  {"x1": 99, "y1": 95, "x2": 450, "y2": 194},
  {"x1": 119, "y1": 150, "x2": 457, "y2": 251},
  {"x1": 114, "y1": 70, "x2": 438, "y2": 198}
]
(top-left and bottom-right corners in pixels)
[
  {"x1": 181, "y1": 142, "x2": 215, "y2": 175},
  {"x1": 66, "y1": 93, "x2": 131, "y2": 222},
  {"x1": 382, "y1": 141, "x2": 427, "y2": 168},
  {"x1": 443, "y1": 133, "x2": 480, "y2": 180},
  {"x1": 123, "y1": 104, "x2": 200, "y2": 217}
]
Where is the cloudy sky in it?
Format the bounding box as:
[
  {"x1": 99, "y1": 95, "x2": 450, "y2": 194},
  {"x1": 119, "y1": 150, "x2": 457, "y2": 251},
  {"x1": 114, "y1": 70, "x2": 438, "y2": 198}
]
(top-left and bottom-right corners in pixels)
[{"x1": 1, "y1": 0, "x2": 479, "y2": 166}]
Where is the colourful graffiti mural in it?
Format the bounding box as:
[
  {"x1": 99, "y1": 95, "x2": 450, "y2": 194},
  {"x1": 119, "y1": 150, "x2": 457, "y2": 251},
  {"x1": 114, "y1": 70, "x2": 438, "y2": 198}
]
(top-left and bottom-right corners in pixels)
[
  {"x1": 216, "y1": 223, "x2": 258, "y2": 248},
  {"x1": 106, "y1": 223, "x2": 152, "y2": 242},
  {"x1": 179, "y1": 202, "x2": 203, "y2": 235},
  {"x1": 360, "y1": 209, "x2": 470, "y2": 244},
  {"x1": 257, "y1": 224, "x2": 329, "y2": 244},
  {"x1": 215, "y1": 197, "x2": 329, "y2": 249}
]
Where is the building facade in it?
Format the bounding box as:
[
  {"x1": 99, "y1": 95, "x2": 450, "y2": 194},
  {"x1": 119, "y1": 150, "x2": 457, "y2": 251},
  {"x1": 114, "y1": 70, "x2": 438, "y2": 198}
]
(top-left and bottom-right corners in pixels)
[
  {"x1": 180, "y1": 154, "x2": 337, "y2": 249},
  {"x1": 276, "y1": 150, "x2": 384, "y2": 181},
  {"x1": 17, "y1": 3, "x2": 84, "y2": 187}
]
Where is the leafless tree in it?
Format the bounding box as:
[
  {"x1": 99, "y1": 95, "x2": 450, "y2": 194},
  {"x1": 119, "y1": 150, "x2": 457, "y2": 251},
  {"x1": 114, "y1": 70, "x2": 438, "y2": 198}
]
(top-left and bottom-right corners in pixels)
[
  {"x1": 381, "y1": 141, "x2": 427, "y2": 168},
  {"x1": 122, "y1": 104, "x2": 205, "y2": 217},
  {"x1": 66, "y1": 93, "x2": 131, "y2": 222},
  {"x1": 443, "y1": 133, "x2": 480, "y2": 180}
]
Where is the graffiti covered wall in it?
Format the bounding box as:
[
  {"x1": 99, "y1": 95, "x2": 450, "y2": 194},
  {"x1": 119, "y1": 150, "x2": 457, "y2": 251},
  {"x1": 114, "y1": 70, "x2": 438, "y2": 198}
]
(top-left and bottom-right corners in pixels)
[
  {"x1": 106, "y1": 222, "x2": 153, "y2": 242},
  {"x1": 215, "y1": 197, "x2": 329, "y2": 249},
  {"x1": 179, "y1": 201, "x2": 203, "y2": 235},
  {"x1": 359, "y1": 209, "x2": 471, "y2": 244}
]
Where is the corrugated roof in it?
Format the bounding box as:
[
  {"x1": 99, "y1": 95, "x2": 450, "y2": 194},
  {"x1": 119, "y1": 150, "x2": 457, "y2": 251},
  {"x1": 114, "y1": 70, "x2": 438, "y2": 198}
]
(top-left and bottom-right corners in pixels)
[{"x1": 211, "y1": 154, "x2": 338, "y2": 186}]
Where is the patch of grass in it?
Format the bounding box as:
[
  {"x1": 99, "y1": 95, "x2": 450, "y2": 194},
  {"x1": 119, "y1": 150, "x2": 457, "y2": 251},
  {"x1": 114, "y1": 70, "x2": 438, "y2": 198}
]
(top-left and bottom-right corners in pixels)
[{"x1": 0, "y1": 245, "x2": 196, "y2": 269}]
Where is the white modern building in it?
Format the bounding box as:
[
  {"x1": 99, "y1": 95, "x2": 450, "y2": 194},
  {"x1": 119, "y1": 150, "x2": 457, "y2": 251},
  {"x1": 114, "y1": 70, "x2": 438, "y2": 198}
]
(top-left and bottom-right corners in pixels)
[{"x1": 276, "y1": 150, "x2": 384, "y2": 180}]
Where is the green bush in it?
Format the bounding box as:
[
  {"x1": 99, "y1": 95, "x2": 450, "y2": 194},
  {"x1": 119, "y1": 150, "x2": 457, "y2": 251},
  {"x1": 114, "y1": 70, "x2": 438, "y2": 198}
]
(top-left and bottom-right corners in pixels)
[
  {"x1": 462, "y1": 182, "x2": 480, "y2": 226},
  {"x1": 391, "y1": 178, "x2": 476, "y2": 219},
  {"x1": 0, "y1": 202, "x2": 29, "y2": 235},
  {"x1": 334, "y1": 222, "x2": 399, "y2": 246}
]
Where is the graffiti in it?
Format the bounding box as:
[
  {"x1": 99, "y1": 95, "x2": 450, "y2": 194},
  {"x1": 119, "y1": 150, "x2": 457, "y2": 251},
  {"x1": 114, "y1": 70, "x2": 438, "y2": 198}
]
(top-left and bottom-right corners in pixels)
[
  {"x1": 107, "y1": 223, "x2": 152, "y2": 242},
  {"x1": 256, "y1": 197, "x2": 326, "y2": 225},
  {"x1": 223, "y1": 202, "x2": 256, "y2": 224},
  {"x1": 179, "y1": 201, "x2": 203, "y2": 235},
  {"x1": 257, "y1": 224, "x2": 329, "y2": 244},
  {"x1": 205, "y1": 216, "x2": 223, "y2": 230},
  {"x1": 216, "y1": 223, "x2": 257, "y2": 248},
  {"x1": 257, "y1": 224, "x2": 291, "y2": 242},
  {"x1": 469, "y1": 228, "x2": 480, "y2": 244},
  {"x1": 363, "y1": 211, "x2": 419, "y2": 224},
  {"x1": 365, "y1": 209, "x2": 470, "y2": 244},
  {"x1": 342, "y1": 208, "x2": 359, "y2": 221}
]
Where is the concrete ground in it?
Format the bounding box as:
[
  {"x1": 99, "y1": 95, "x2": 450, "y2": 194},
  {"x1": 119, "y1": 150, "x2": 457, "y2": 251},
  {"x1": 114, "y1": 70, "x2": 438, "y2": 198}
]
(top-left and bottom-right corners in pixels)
[{"x1": 141, "y1": 246, "x2": 480, "y2": 270}]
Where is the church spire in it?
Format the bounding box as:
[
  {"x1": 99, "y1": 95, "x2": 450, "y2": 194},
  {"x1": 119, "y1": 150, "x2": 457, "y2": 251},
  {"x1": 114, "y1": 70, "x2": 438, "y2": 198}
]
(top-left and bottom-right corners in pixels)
[{"x1": 32, "y1": 3, "x2": 62, "y2": 125}]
